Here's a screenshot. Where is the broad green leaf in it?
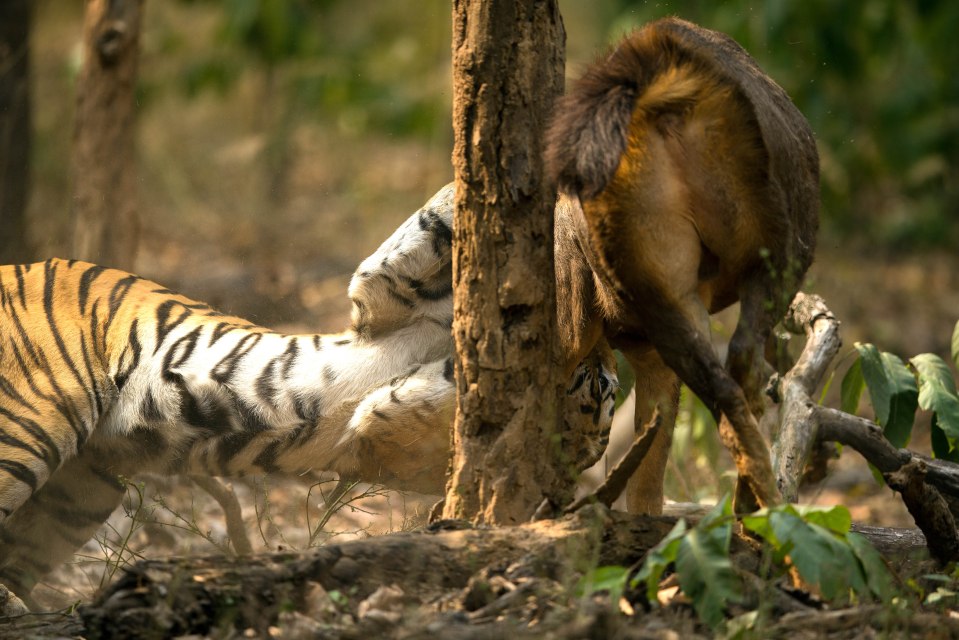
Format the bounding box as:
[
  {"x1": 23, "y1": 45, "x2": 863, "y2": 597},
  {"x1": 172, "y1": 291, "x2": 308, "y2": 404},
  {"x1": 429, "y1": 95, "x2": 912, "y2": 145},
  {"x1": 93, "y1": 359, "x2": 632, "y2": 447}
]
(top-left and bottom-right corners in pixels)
[
  {"x1": 952, "y1": 320, "x2": 959, "y2": 370},
  {"x1": 577, "y1": 565, "x2": 630, "y2": 600},
  {"x1": 768, "y1": 510, "x2": 867, "y2": 601},
  {"x1": 840, "y1": 357, "x2": 864, "y2": 415},
  {"x1": 633, "y1": 519, "x2": 687, "y2": 602},
  {"x1": 699, "y1": 493, "x2": 734, "y2": 530},
  {"x1": 910, "y1": 353, "x2": 959, "y2": 442},
  {"x1": 855, "y1": 343, "x2": 918, "y2": 447},
  {"x1": 741, "y1": 508, "x2": 777, "y2": 547},
  {"x1": 847, "y1": 532, "x2": 897, "y2": 602},
  {"x1": 613, "y1": 350, "x2": 636, "y2": 409},
  {"x1": 931, "y1": 415, "x2": 959, "y2": 462},
  {"x1": 676, "y1": 519, "x2": 741, "y2": 628},
  {"x1": 790, "y1": 504, "x2": 852, "y2": 536}
]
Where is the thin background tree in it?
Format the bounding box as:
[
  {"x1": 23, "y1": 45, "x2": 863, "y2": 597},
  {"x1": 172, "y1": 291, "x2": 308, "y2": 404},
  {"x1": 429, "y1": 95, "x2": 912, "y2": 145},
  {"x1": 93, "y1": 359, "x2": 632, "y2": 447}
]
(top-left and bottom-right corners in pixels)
[{"x1": 70, "y1": 0, "x2": 143, "y2": 271}]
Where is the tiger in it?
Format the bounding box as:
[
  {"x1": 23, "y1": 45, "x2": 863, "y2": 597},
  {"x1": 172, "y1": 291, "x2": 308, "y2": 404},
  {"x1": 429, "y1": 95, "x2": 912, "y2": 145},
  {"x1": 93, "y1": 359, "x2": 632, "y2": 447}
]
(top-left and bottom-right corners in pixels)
[{"x1": 0, "y1": 183, "x2": 618, "y2": 613}]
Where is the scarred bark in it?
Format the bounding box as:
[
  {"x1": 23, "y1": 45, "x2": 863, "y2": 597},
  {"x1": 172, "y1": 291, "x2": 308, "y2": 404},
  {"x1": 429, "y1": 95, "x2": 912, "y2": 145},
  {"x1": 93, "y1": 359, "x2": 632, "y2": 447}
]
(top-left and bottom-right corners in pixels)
[
  {"x1": 70, "y1": 0, "x2": 143, "y2": 270},
  {"x1": 443, "y1": 0, "x2": 568, "y2": 524}
]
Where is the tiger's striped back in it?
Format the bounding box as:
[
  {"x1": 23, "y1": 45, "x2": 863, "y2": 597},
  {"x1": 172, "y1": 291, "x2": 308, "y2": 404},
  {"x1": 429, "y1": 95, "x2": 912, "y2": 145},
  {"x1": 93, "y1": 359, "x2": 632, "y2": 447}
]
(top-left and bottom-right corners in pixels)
[{"x1": 0, "y1": 183, "x2": 618, "y2": 610}]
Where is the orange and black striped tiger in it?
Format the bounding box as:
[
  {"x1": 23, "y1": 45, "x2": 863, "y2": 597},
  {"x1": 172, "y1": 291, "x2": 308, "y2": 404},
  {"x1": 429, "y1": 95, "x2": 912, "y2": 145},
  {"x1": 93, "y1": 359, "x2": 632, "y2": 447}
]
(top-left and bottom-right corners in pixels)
[{"x1": 0, "y1": 184, "x2": 618, "y2": 612}]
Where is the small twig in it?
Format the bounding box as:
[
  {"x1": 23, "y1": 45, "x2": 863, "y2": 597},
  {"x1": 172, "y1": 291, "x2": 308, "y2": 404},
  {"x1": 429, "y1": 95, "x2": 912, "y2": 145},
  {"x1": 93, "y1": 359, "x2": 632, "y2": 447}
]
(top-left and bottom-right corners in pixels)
[
  {"x1": 189, "y1": 475, "x2": 253, "y2": 556},
  {"x1": 565, "y1": 412, "x2": 662, "y2": 513}
]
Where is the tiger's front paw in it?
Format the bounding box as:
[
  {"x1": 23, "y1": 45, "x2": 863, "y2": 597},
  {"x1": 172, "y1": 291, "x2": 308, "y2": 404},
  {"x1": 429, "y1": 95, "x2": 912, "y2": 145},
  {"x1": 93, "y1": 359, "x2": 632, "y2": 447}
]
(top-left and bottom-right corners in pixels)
[{"x1": 0, "y1": 583, "x2": 29, "y2": 617}]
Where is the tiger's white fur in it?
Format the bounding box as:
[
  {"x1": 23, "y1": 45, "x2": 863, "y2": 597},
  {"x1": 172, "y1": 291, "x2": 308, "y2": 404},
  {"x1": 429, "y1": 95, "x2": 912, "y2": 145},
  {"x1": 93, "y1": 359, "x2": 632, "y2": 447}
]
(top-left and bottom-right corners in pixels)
[{"x1": 0, "y1": 184, "x2": 617, "y2": 609}]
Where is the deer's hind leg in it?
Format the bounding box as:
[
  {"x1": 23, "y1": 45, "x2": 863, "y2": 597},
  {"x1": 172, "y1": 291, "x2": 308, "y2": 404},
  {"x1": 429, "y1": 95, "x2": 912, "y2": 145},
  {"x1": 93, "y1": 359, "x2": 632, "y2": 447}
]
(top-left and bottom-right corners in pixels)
[{"x1": 620, "y1": 345, "x2": 680, "y2": 515}]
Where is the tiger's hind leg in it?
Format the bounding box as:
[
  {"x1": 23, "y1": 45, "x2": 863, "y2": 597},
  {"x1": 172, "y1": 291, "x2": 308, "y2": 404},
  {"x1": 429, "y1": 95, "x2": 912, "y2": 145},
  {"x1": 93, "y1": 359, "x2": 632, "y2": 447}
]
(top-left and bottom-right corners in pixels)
[
  {"x1": 338, "y1": 357, "x2": 456, "y2": 495},
  {"x1": 0, "y1": 442, "x2": 125, "y2": 610}
]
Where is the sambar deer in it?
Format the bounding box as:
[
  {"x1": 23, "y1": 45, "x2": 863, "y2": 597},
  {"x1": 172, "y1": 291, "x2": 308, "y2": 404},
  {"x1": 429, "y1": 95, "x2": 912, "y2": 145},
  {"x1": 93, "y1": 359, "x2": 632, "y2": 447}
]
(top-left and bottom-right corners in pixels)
[{"x1": 547, "y1": 17, "x2": 819, "y2": 512}]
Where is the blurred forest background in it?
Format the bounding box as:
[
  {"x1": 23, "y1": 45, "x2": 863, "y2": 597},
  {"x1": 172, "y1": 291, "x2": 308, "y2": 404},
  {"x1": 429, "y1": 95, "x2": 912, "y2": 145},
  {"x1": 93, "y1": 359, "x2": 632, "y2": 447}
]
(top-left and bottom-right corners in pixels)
[
  {"x1": 3, "y1": 0, "x2": 957, "y2": 353},
  {"x1": 1, "y1": 0, "x2": 957, "y2": 609}
]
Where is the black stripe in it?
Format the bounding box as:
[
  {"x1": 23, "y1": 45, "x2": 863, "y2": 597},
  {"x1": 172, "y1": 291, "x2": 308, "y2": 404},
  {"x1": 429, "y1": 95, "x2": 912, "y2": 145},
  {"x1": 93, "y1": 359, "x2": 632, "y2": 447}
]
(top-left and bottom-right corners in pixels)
[
  {"x1": 293, "y1": 395, "x2": 320, "y2": 423},
  {"x1": 154, "y1": 300, "x2": 192, "y2": 354},
  {"x1": 101, "y1": 275, "x2": 138, "y2": 351},
  {"x1": 252, "y1": 440, "x2": 282, "y2": 473},
  {"x1": 255, "y1": 359, "x2": 279, "y2": 408},
  {"x1": 141, "y1": 390, "x2": 164, "y2": 422},
  {"x1": 0, "y1": 460, "x2": 38, "y2": 491},
  {"x1": 443, "y1": 357, "x2": 455, "y2": 383},
  {"x1": 114, "y1": 318, "x2": 143, "y2": 391},
  {"x1": 281, "y1": 339, "x2": 299, "y2": 379},
  {"x1": 0, "y1": 373, "x2": 39, "y2": 415},
  {"x1": 419, "y1": 206, "x2": 454, "y2": 255},
  {"x1": 78, "y1": 264, "x2": 106, "y2": 313},
  {"x1": 225, "y1": 387, "x2": 272, "y2": 434},
  {"x1": 405, "y1": 272, "x2": 453, "y2": 301},
  {"x1": 162, "y1": 327, "x2": 202, "y2": 381},
  {"x1": 386, "y1": 287, "x2": 416, "y2": 309},
  {"x1": 174, "y1": 384, "x2": 233, "y2": 434},
  {"x1": 14, "y1": 264, "x2": 27, "y2": 308},
  {"x1": 0, "y1": 407, "x2": 62, "y2": 471},
  {"x1": 312, "y1": 335, "x2": 322, "y2": 351},
  {"x1": 43, "y1": 261, "x2": 96, "y2": 416},
  {"x1": 7, "y1": 300, "x2": 41, "y2": 366},
  {"x1": 78, "y1": 329, "x2": 104, "y2": 416},
  {"x1": 323, "y1": 365, "x2": 337, "y2": 383},
  {"x1": 0, "y1": 273, "x2": 10, "y2": 310},
  {"x1": 215, "y1": 431, "x2": 259, "y2": 474},
  {"x1": 209, "y1": 322, "x2": 234, "y2": 346},
  {"x1": 211, "y1": 333, "x2": 262, "y2": 383}
]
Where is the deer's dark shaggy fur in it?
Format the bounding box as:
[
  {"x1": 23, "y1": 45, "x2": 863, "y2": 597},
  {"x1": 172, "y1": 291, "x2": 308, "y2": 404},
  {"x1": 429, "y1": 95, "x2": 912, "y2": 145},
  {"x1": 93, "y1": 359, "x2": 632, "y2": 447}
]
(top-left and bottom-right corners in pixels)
[{"x1": 547, "y1": 18, "x2": 819, "y2": 512}]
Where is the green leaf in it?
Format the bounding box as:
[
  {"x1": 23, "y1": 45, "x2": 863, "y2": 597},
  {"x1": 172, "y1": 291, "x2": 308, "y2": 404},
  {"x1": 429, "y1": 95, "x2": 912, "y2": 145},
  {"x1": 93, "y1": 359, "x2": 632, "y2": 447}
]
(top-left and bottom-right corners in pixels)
[
  {"x1": 910, "y1": 353, "x2": 959, "y2": 442},
  {"x1": 633, "y1": 519, "x2": 687, "y2": 602},
  {"x1": 612, "y1": 350, "x2": 636, "y2": 410},
  {"x1": 931, "y1": 415, "x2": 959, "y2": 462},
  {"x1": 855, "y1": 343, "x2": 918, "y2": 447},
  {"x1": 741, "y1": 508, "x2": 777, "y2": 546},
  {"x1": 846, "y1": 532, "x2": 897, "y2": 602},
  {"x1": 699, "y1": 493, "x2": 734, "y2": 529},
  {"x1": 790, "y1": 504, "x2": 852, "y2": 535},
  {"x1": 952, "y1": 320, "x2": 959, "y2": 369},
  {"x1": 577, "y1": 565, "x2": 630, "y2": 600},
  {"x1": 768, "y1": 510, "x2": 867, "y2": 601},
  {"x1": 840, "y1": 357, "x2": 864, "y2": 415},
  {"x1": 676, "y1": 516, "x2": 741, "y2": 628}
]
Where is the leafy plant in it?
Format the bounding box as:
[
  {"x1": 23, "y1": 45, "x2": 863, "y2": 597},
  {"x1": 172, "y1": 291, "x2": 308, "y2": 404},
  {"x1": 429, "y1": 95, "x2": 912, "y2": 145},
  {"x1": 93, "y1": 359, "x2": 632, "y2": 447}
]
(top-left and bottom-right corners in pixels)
[
  {"x1": 634, "y1": 497, "x2": 896, "y2": 629},
  {"x1": 840, "y1": 325, "x2": 959, "y2": 461}
]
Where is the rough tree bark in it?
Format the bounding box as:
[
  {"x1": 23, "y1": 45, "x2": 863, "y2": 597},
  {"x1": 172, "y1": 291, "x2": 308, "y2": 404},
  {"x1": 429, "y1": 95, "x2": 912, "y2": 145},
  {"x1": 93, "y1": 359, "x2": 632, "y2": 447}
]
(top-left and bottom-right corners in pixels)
[
  {"x1": 0, "y1": 0, "x2": 31, "y2": 264},
  {"x1": 70, "y1": 0, "x2": 143, "y2": 271},
  {"x1": 443, "y1": 0, "x2": 568, "y2": 524}
]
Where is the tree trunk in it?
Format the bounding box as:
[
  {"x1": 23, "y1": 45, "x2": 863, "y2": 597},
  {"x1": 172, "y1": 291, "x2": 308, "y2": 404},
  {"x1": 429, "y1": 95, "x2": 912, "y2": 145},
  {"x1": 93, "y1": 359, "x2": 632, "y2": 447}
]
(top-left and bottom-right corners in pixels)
[
  {"x1": 0, "y1": 0, "x2": 31, "y2": 264},
  {"x1": 70, "y1": 0, "x2": 143, "y2": 271},
  {"x1": 443, "y1": 0, "x2": 567, "y2": 525}
]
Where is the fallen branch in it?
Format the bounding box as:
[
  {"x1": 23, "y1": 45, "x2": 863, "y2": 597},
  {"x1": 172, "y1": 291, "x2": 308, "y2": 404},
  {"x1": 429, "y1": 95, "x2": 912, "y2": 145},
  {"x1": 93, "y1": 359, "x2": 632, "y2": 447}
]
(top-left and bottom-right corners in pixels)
[
  {"x1": 884, "y1": 459, "x2": 959, "y2": 563},
  {"x1": 766, "y1": 292, "x2": 959, "y2": 562},
  {"x1": 563, "y1": 412, "x2": 663, "y2": 514},
  {"x1": 771, "y1": 293, "x2": 842, "y2": 502}
]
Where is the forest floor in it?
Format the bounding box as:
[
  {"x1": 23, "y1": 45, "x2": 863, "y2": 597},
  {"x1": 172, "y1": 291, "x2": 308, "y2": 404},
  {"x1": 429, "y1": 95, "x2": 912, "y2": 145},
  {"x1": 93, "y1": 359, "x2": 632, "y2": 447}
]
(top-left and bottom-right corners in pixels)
[
  {"x1": 12, "y1": 5, "x2": 959, "y2": 636},
  {"x1": 0, "y1": 246, "x2": 954, "y2": 639}
]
